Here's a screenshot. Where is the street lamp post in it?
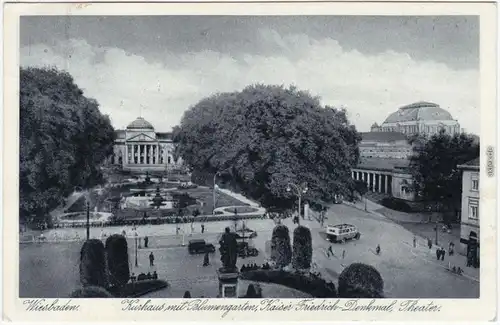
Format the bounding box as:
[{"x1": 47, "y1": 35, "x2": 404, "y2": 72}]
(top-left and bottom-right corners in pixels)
[
  {"x1": 286, "y1": 182, "x2": 308, "y2": 224},
  {"x1": 135, "y1": 234, "x2": 138, "y2": 267},
  {"x1": 213, "y1": 172, "x2": 219, "y2": 216},
  {"x1": 86, "y1": 200, "x2": 90, "y2": 240}
]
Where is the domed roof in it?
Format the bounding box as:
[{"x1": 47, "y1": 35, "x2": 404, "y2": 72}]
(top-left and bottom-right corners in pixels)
[
  {"x1": 127, "y1": 117, "x2": 154, "y2": 130},
  {"x1": 383, "y1": 102, "x2": 455, "y2": 124}
]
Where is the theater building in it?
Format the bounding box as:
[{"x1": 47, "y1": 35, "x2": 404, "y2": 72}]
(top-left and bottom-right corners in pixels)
[
  {"x1": 457, "y1": 158, "x2": 480, "y2": 263},
  {"x1": 370, "y1": 101, "x2": 461, "y2": 137},
  {"x1": 110, "y1": 117, "x2": 182, "y2": 172}
]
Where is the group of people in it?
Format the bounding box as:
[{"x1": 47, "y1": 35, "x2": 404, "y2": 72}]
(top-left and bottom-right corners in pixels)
[
  {"x1": 240, "y1": 262, "x2": 270, "y2": 272},
  {"x1": 130, "y1": 271, "x2": 158, "y2": 282}
]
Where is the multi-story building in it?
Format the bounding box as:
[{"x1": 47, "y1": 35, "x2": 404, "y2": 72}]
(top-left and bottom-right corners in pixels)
[
  {"x1": 110, "y1": 117, "x2": 182, "y2": 173},
  {"x1": 457, "y1": 158, "x2": 480, "y2": 263},
  {"x1": 371, "y1": 101, "x2": 461, "y2": 137},
  {"x1": 359, "y1": 131, "x2": 412, "y2": 159}
]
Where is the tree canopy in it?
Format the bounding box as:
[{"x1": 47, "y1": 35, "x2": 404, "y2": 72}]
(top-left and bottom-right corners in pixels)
[
  {"x1": 409, "y1": 129, "x2": 479, "y2": 213},
  {"x1": 20, "y1": 67, "x2": 115, "y2": 223},
  {"x1": 173, "y1": 84, "x2": 361, "y2": 211}
]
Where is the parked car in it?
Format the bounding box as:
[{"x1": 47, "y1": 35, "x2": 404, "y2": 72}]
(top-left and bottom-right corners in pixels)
[
  {"x1": 326, "y1": 224, "x2": 361, "y2": 243},
  {"x1": 237, "y1": 241, "x2": 259, "y2": 257},
  {"x1": 188, "y1": 239, "x2": 216, "y2": 254}
]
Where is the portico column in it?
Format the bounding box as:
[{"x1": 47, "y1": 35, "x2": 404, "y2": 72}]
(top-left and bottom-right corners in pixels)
[
  {"x1": 155, "y1": 144, "x2": 159, "y2": 165},
  {"x1": 377, "y1": 174, "x2": 382, "y2": 193},
  {"x1": 385, "y1": 175, "x2": 390, "y2": 194},
  {"x1": 148, "y1": 145, "x2": 152, "y2": 165},
  {"x1": 133, "y1": 145, "x2": 137, "y2": 164}
]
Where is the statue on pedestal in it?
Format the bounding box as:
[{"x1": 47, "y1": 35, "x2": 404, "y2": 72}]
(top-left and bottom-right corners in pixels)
[{"x1": 219, "y1": 227, "x2": 238, "y2": 273}]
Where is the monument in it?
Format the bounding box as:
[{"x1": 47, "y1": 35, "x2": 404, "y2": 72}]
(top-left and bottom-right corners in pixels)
[{"x1": 217, "y1": 227, "x2": 239, "y2": 298}]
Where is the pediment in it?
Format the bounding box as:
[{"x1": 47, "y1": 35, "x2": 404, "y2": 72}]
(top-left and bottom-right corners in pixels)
[{"x1": 126, "y1": 133, "x2": 157, "y2": 142}]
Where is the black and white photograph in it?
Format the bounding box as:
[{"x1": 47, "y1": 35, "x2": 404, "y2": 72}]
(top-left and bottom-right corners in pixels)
[{"x1": 13, "y1": 12, "x2": 490, "y2": 304}]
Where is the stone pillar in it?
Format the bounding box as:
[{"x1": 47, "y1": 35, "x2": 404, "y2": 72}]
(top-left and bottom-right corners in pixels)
[
  {"x1": 380, "y1": 175, "x2": 385, "y2": 193},
  {"x1": 147, "y1": 145, "x2": 151, "y2": 165},
  {"x1": 377, "y1": 174, "x2": 382, "y2": 193},
  {"x1": 155, "y1": 145, "x2": 159, "y2": 164},
  {"x1": 386, "y1": 175, "x2": 390, "y2": 194}
]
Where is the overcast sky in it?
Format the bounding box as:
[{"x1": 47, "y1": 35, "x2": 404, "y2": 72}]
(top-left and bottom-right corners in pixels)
[{"x1": 20, "y1": 16, "x2": 479, "y2": 133}]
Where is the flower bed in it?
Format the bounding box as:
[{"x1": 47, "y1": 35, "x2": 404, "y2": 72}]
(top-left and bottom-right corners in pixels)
[
  {"x1": 107, "y1": 279, "x2": 168, "y2": 298},
  {"x1": 240, "y1": 269, "x2": 337, "y2": 298}
]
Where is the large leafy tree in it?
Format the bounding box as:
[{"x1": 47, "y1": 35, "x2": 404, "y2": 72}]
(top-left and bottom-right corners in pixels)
[
  {"x1": 409, "y1": 130, "x2": 479, "y2": 216},
  {"x1": 20, "y1": 67, "x2": 115, "y2": 223},
  {"x1": 173, "y1": 84, "x2": 361, "y2": 211}
]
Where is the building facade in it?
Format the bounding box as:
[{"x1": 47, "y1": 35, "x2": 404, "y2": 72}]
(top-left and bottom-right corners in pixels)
[
  {"x1": 359, "y1": 132, "x2": 413, "y2": 159},
  {"x1": 457, "y1": 158, "x2": 480, "y2": 261},
  {"x1": 110, "y1": 117, "x2": 182, "y2": 172},
  {"x1": 352, "y1": 158, "x2": 415, "y2": 201},
  {"x1": 371, "y1": 101, "x2": 460, "y2": 137}
]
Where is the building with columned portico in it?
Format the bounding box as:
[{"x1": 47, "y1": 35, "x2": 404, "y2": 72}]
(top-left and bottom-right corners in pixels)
[{"x1": 110, "y1": 117, "x2": 182, "y2": 173}]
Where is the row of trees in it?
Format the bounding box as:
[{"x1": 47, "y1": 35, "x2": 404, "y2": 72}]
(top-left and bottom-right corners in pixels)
[
  {"x1": 79, "y1": 234, "x2": 130, "y2": 291},
  {"x1": 20, "y1": 67, "x2": 115, "y2": 224},
  {"x1": 409, "y1": 130, "x2": 479, "y2": 221},
  {"x1": 173, "y1": 84, "x2": 362, "y2": 213},
  {"x1": 271, "y1": 224, "x2": 312, "y2": 270}
]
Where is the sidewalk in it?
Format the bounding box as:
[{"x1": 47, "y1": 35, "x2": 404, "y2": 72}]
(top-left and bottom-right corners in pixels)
[{"x1": 345, "y1": 198, "x2": 429, "y2": 224}]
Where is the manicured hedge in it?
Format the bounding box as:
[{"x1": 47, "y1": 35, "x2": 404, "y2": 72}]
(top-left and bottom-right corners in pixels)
[
  {"x1": 240, "y1": 270, "x2": 336, "y2": 298},
  {"x1": 107, "y1": 279, "x2": 168, "y2": 298},
  {"x1": 337, "y1": 263, "x2": 384, "y2": 298},
  {"x1": 105, "y1": 234, "x2": 130, "y2": 287},
  {"x1": 380, "y1": 198, "x2": 412, "y2": 212},
  {"x1": 80, "y1": 239, "x2": 108, "y2": 288},
  {"x1": 292, "y1": 226, "x2": 312, "y2": 270},
  {"x1": 70, "y1": 286, "x2": 113, "y2": 298},
  {"x1": 271, "y1": 225, "x2": 292, "y2": 268}
]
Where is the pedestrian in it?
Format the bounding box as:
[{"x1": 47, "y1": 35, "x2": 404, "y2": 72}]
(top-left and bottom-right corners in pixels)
[
  {"x1": 149, "y1": 252, "x2": 155, "y2": 267},
  {"x1": 436, "y1": 248, "x2": 441, "y2": 260},
  {"x1": 375, "y1": 245, "x2": 381, "y2": 255},
  {"x1": 449, "y1": 242, "x2": 455, "y2": 256},
  {"x1": 203, "y1": 251, "x2": 210, "y2": 267},
  {"x1": 190, "y1": 222, "x2": 194, "y2": 234},
  {"x1": 328, "y1": 245, "x2": 334, "y2": 258},
  {"x1": 201, "y1": 224, "x2": 205, "y2": 234},
  {"x1": 440, "y1": 248, "x2": 445, "y2": 261},
  {"x1": 427, "y1": 238, "x2": 433, "y2": 250},
  {"x1": 144, "y1": 236, "x2": 149, "y2": 248},
  {"x1": 413, "y1": 235, "x2": 417, "y2": 248},
  {"x1": 342, "y1": 249, "x2": 346, "y2": 259}
]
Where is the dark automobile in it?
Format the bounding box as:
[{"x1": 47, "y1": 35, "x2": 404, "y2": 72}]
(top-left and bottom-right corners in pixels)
[
  {"x1": 188, "y1": 239, "x2": 216, "y2": 254},
  {"x1": 237, "y1": 241, "x2": 259, "y2": 257}
]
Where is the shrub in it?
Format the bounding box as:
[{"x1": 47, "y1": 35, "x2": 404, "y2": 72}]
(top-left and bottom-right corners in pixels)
[
  {"x1": 380, "y1": 198, "x2": 412, "y2": 212},
  {"x1": 107, "y1": 279, "x2": 168, "y2": 298},
  {"x1": 240, "y1": 270, "x2": 336, "y2": 298},
  {"x1": 292, "y1": 226, "x2": 312, "y2": 270},
  {"x1": 183, "y1": 291, "x2": 191, "y2": 298},
  {"x1": 105, "y1": 234, "x2": 130, "y2": 287},
  {"x1": 80, "y1": 239, "x2": 108, "y2": 288},
  {"x1": 338, "y1": 263, "x2": 384, "y2": 298},
  {"x1": 271, "y1": 225, "x2": 292, "y2": 268},
  {"x1": 243, "y1": 284, "x2": 262, "y2": 298},
  {"x1": 70, "y1": 286, "x2": 113, "y2": 298}
]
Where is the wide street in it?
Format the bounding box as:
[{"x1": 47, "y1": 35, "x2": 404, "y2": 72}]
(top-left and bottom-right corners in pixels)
[{"x1": 20, "y1": 201, "x2": 479, "y2": 298}]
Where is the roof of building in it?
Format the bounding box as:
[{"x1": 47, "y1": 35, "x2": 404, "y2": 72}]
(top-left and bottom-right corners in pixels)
[
  {"x1": 383, "y1": 101, "x2": 455, "y2": 124},
  {"x1": 127, "y1": 117, "x2": 154, "y2": 130},
  {"x1": 115, "y1": 130, "x2": 126, "y2": 139},
  {"x1": 156, "y1": 132, "x2": 173, "y2": 140},
  {"x1": 361, "y1": 131, "x2": 408, "y2": 142},
  {"x1": 356, "y1": 157, "x2": 410, "y2": 172},
  {"x1": 458, "y1": 157, "x2": 480, "y2": 170}
]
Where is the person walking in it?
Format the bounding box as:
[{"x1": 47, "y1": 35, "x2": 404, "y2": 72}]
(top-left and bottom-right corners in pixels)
[
  {"x1": 427, "y1": 238, "x2": 433, "y2": 250},
  {"x1": 149, "y1": 252, "x2": 155, "y2": 267},
  {"x1": 201, "y1": 224, "x2": 205, "y2": 234},
  {"x1": 342, "y1": 249, "x2": 346, "y2": 259},
  {"x1": 436, "y1": 248, "x2": 441, "y2": 260},
  {"x1": 375, "y1": 244, "x2": 381, "y2": 255},
  {"x1": 328, "y1": 245, "x2": 334, "y2": 258},
  {"x1": 448, "y1": 242, "x2": 455, "y2": 256},
  {"x1": 413, "y1": 235, "x2": 417, "y2": 248},
  {"x1": 144, "y1": 236, "x2": 149, "y2": 248},
  {"x1": 203, "y1": 251, "x2": 210, "y2": 267},
  {"x1": 440, "y1": 248, "x2": 446, "y2": 261}
]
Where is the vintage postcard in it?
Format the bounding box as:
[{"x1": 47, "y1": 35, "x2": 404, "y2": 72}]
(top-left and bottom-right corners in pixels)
[{"x1": 2, "y1": 1, "x2": 498, "y2": 323}]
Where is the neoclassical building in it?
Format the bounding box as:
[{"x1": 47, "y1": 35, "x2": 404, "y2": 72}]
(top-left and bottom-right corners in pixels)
[
  {"x1": 110, "y1": 117, "x2": 182, "y2": 172},
  {"x1": 371, "y1": 101, "x2": 461, "y2": 137}
]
